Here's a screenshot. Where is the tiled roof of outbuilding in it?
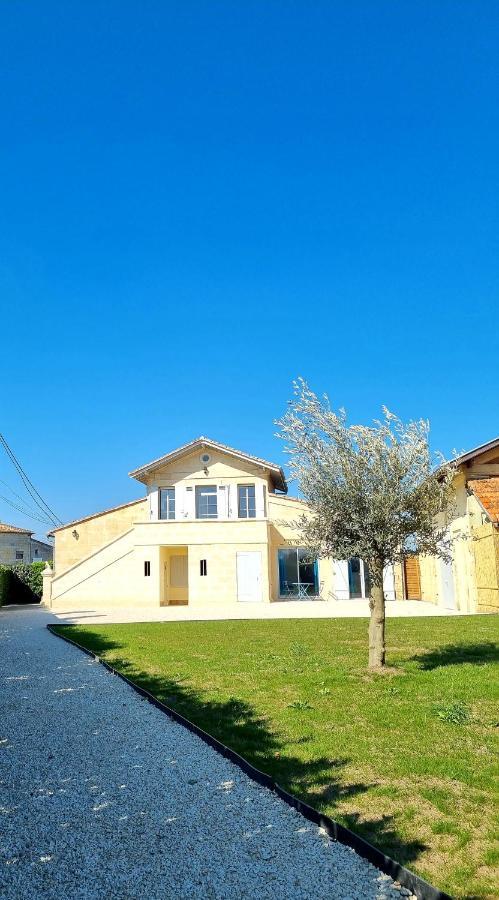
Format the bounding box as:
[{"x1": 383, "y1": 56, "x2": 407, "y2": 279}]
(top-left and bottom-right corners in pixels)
[
  {"x1": 0, "y1": 522, "x2": 33, "y2": 535},
  {"x1": 469, "y1": 478, "x2": 499, "y2": 524}
]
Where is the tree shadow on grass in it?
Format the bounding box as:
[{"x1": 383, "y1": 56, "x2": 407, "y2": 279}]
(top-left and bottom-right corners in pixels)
[
  {"x1": 54, "y1": 625, "x2": 428, "y2": 869},
  {"x1": 411, "y1": 642, "x2": 499, "y2": 670}
]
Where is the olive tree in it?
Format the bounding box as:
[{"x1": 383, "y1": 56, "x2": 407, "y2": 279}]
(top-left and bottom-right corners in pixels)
[{"x1": 277, "y1": 380, "x2": 455, "y2": 669}]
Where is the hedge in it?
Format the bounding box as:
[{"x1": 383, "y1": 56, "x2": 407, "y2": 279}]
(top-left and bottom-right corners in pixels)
[{"x1": 0, "y1": 561, "x2": 45, "y2": 607}]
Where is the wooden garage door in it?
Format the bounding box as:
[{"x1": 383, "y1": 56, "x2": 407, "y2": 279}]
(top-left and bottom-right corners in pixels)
[{"x1": 404, "y1": 557, "x2": 421, "y2": 599}]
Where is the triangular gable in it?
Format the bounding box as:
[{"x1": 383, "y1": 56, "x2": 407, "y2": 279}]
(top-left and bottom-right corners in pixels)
[
  {"x1": 129, "y1": 437, "x2": 287, "y2": 492},
  {"x1": 454, "y1": 436, "x2": 499, "y2": 467}
]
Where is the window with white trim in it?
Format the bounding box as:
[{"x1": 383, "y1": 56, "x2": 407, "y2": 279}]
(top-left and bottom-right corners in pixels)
[
  {"x1": 159, "y1": 487, "x2": 175, "y2": 520},
  {"x1": 238, "y1": 484, "x2": 256, "y2": 518},
  {"x1": 195, "y1": 485, "x2": 218, "y2": 519}
]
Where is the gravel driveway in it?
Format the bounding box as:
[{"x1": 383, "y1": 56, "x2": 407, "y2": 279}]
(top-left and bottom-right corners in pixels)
[{"x1": 0, "y1": 607, "x2": 408, "y2": 899}]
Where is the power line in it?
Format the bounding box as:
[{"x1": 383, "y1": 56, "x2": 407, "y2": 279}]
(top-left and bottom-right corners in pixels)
[
  {"x1": 0, "y1": 476, "x2": 49, "y2": 519},
  {"x1": 0, "y1": 433, "x2": 63, "y2": 526},
  {"x1": 0, "y1": 493, "x2": 54, "y2": 527},
  {"x1": 0, "y1": 433, "x2": 61, "y2": 525}
]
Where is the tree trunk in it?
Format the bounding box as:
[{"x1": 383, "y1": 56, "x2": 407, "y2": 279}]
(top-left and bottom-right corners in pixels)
[{"x1": 368, "y1": 558, "x2": 386, "y2": 669}]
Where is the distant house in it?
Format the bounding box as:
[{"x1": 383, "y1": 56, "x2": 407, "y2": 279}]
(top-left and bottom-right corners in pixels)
[
  {"x1": 0, "y1": 523, "x2": 53, "y2": 565},
  {"x1": 395, "y1": 437, "x2": 499, "y2": 613}
]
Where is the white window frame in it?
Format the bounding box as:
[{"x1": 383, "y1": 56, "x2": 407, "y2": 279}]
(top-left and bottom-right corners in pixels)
[
  {"x1": 238, "y1": 484, "x2": 256, "y2": 519},
  {"x1": 195, "y1": 485, "x2": 218, "y2": 519},
  {"x1": 159, "y1": 487, "x2": 176, "y2": 520}
]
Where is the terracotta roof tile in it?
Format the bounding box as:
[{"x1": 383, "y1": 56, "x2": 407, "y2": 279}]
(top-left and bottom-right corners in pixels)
[
  {"x1": 469, "y1": 478, "x2": 499, "y2": 524},
  {"x1": 0, "y1": 522, "x2": 33, "y2": 535}
]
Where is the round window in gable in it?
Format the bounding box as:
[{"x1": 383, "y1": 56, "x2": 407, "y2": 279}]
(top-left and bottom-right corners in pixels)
[{"x1": 200, "y1": 452, "x2": 211, "y2": 464}]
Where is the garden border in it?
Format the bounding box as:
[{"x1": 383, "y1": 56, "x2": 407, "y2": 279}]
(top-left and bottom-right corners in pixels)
[{"x1": 47, "y1": 623, "x2": 452, "y2": 900}]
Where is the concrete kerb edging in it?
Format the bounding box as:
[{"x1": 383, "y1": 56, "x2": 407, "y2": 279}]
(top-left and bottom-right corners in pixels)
[{"x1": 47, "y1": 624, "x2": 452, "y2": 900}]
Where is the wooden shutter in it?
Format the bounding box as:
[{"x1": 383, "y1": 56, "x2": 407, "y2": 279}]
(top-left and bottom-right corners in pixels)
[{"x1": 403, "y1": 557, "x2": 421, "y2": 599}]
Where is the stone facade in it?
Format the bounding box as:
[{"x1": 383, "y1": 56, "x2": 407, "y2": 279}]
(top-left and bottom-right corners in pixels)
[
  {"x1": 43, "y1": 438, "x2": 396, "y2": 613},
  {"x1": 0, "y1": 524, "x2": 53, "y2": 565}
]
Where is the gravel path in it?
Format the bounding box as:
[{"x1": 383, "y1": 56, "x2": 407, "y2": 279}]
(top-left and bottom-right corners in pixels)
[{"x1": 0, "y1": 607, "x2": 409, "y2": 899}]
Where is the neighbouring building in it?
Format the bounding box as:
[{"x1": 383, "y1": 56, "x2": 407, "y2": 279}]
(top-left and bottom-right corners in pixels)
[
  {"x1": 43, "y1": 436, "x2": 397, "y2": 613},
  {"x1": 395, "y1": 437, "x2": 499, "y2": 613},
  {"x1": 0, "y1": 523, "x2": 53, "y2": 565}
]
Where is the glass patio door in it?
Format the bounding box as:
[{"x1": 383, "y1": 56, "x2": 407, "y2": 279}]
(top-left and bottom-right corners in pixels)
[
  {"x1": 348, "y1": 558, "x2": 371, "y2": 598},
  {"x1": 278, "y1": 547, "x2": 319, "y2": 597}
]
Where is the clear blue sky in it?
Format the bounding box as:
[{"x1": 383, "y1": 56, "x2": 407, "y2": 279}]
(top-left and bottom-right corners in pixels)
[{"x1": 1, "y1": 1, "x2": 498, "y2": 539}]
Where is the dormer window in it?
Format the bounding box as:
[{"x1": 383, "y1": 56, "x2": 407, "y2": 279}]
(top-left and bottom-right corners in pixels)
[
  {"x1": 238, "y1": 484, "x2": 256, "y2": 518},
  {"x1": 159, "y1": 488, "x2": 175, "y2": 520}
]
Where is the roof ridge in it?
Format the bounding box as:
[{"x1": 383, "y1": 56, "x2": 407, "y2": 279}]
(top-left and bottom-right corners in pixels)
[
  {"x1": 453, "y1": 436, "x2": 499, "y2": 466},
  {"x1": 128, "y1": 437, "x2": 287, "y2": 492},
  {"x1": 0, "y1": 522, "x2": 34, "y2": 534}
]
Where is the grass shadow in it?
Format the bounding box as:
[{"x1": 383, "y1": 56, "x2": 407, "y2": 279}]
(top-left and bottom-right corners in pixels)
[
  {"x1": 411, "y1": 642, "x2": 499, "y2": 670},
  {"x1": 53, "y1": 624, "x2": 428, "y2": 870}
]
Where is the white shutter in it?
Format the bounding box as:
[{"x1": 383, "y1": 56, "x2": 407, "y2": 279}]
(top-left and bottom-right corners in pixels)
[
  {"x1": 228, "y1": 484, "x2": 237, "y2": 519},
  {"x1": 333, "y1": 560, "x2": 349, "y2": 600},
  {"x1": 174, "y1": 485, "x2": 185, "y2": 519},
  {"x1": 255, "y1": 484, "x2": 265, "y2": 518},
  {"x1": 383, "y1": 564, "x2": 395, "y2": 600},
  {"x1": 184, "y1": 486, "x2": 195, "y2": 519},
  {"x1": 218, "y1": 485, "x2": 229, "y2": 519},
  {"x1": 149, "y1": 486, "x2": 159, "y2": 520}
]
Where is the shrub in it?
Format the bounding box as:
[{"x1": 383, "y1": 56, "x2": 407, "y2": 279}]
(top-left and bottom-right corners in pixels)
[{"x1": 0, "y1": 562, "x2": 45, "y2": 606}]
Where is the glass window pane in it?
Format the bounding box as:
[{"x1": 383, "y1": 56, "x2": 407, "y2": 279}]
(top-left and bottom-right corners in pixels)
[
  {"x1": 278, "y1": 548, "x2": 299, "y2": 596},
  {"x1": 298, "y1": 548, "x2": 318, "y2": 595},
  {"x1": 160, "y1": 488, "x2": 175, "y2": 520},
  {"x1": 363, "y1": 561, "x2": 371, "y2": 597},
  {"x1": 348, "y1": 557, "x2": 362, "y2": 598},
  {"x1": 238, "y1": 486, "x2": 247, "y2": 518},
  {"x1": 196, "y1": 485, "x2": 218, "y2": 518},
  {"x1": 238, "y1": 485, "x2": 256, "y2": 518}
]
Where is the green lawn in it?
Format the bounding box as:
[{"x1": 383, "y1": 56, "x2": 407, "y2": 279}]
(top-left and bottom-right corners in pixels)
[{"x1": 55, "y1": 615, "x2": 499, "y2": 899}]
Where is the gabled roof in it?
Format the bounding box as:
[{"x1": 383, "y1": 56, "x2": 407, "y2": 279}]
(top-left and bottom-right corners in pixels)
[
  {"x1": 0, "y1": 522, "x2": 33, "y2": 535},
  {"x1": 129, "y1": 436, "x2": 287, "y2": 493},
  {"x1": 453, "y1": 436, "x2": 499, "y2": 467},
  {"x1": 469, "y1": 478, "x2": 499, "y2": 525}
]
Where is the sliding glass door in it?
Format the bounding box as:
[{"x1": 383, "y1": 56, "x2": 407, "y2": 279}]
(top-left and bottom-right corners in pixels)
[
  {"x1": 278, "y1": 547, "x2": 319, "y2": 597},
  {"x1": 348, "y1": 558, "x2": 371, "y2": 598}
]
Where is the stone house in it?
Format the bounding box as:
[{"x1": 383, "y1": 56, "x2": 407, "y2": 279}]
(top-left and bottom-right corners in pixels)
[{"x1": 0, "y1": 522, "x2": 53, "y2": 565}]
